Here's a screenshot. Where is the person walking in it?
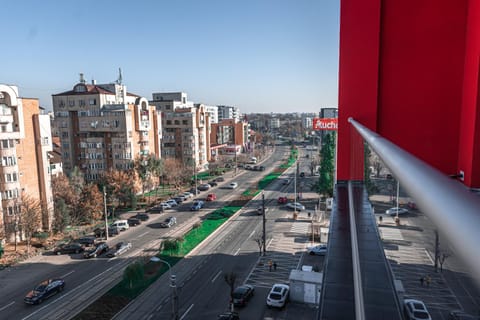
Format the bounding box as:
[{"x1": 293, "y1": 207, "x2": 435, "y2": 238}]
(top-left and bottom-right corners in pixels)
[
  {"x1": 419, "y1": 277, "x2": 424, "y2": 286},
  {"x1": 268, "y1": 260, "x2": 273, "y2": 272},
  {"x1": 273, "y1": 261, "x2": 277, "y2": 271},
  {"x1": 425, "y1": 275, "x2": 431, "y2": 287}
]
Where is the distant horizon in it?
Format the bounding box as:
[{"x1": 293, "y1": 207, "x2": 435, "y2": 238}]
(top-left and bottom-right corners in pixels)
[{"x1": 0, "y1": 1, "x2": 340, "y2": 114}]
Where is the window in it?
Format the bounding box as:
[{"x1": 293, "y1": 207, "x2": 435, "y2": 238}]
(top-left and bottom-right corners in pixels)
[
  {"x1": 1, "y1": 125, "x2": 7, "y2": 132},
  {"x1": 42, "y1": 137, "x2": 49, "y2": 145},
  {"x1": 166, "y1": 120, "x2": 172, "y2": 125},
  {"x1": 174, "y1": 120, "x2": 180, "y2": 125},
  {"x1": 89, "y1": 99, "x2": 96, "y2": 106},
  {"x1": 182, "y1": 120, "x2": 188, "y2": 125},
  {"x1": 68, "y1": 100, "x2": 75, "y2": 107},
  {"x1": 79, "y1": 100, "x2": 85, "y2": 106}
]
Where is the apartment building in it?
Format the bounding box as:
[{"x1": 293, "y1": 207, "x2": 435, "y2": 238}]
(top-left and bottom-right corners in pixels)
[
  {"x1": 217, "y1": 105, "x2": 240, "y2": 122},
  {"x1": 210, "y1": 118, "x2": 249, "y2": 153},
  {"x1": 52, "y1": 75, "x2": 161, "y2": 182},
  {"x1": 0, "y1": 84, "x2": 54, "y2": 242}
]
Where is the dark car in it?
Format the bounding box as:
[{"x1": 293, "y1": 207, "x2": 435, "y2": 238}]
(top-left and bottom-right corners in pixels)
[
  {"x1": 160, "y1": 217, "x2": 177, "y2": 228},
  {"x1": 147, "y1": 206, "x2": 164, "y2": 214},
  {"x1": 259, "y1": 165, "x2": 266, "y2": 171},
  {"x1": 208, "y1": 180, "x2": 218, "y2": 187},
  {"x1": 215, "y1": 177, "x2": 225, "y2": 182},
  {"x1": 24, "y1": 279, "x2": 65, "y2": 305},
  {"x1": 217, "y1": 312, "x2": 239, "y2": 320},
  {"x1": 232, "y1": 284, "x2": 255, "y2": 306},
  {"x1": 83, "y1": 242, "x2": 109, "y2": 259},
  {"x1": 77, "y1": 236, "x2": 96, "y2": 247},
  {"x1": 106, "y1": 242, "x2": 132, "y2": 257},
  {"x1": 189, "y1": 187, "x2": 200, "y2": 195},
  {"x1": 135, "y1": 213, "x2": 150, "y2": 221},
  {"x1": 278, "y1": 196, "x2": 288, "y2": 204},
  {"x1": 94, "y1": 227, "x2": 120, "y2": 238},
  {"x1": 198, "y1": 184, "x2": 211, "y2": 191},
  {"x1": 448, "y1": 310, "x2": 480, "y2": 320},
  {"x1": 53, "y1": 242, "x2": 84, "y2": 255},
  {"x1": 127, "y1": 217, "x2": 141, "y2": 226}
]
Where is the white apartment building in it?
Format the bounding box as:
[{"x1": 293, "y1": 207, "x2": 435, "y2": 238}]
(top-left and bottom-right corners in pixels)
[
  {"x1": 204, "y1": 105, "x2": 219, "y2": 124},
  {"x1": 217, "y1": 105, "x2": 240, "y2": 122}
]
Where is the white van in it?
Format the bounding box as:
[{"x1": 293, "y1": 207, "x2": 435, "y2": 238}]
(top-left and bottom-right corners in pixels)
[
  {"x1": 111, "y1": 220, "x2": 129, "y2": 231},
  {"x1": 249, "y1": 157, "x2": 257, "y2": 164}
]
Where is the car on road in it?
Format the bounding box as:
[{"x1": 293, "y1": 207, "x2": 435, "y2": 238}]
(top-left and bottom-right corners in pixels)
[
  {"x1": 83, "y1": 242, "x2": 109, "y2": 259},
  {"x1": 217, "y1": 312, "x2": 240, "y2": 320},
  {"x1": 266, "y1": 283, "x2": 289, "y2": 308},
  {"x1": 127, "y1": 217, "x2": 141, "y2": 226},
  {"x1": 24, "y1": 279, "x2": 65, "y2": 305},
  {"x1": 286, "y1": 202, "x2": 306, "y2": 211},
  {"x1": 259, "y1": 165, "x2": 265, "y2": 171},
  {"x1": 110, "y1": 220, "x2": 129, "y2": 231},
  {"x1": 160, "y1": 216, "x2": 177, "y2": 228},
  {"x1": 182, "y1": 191, "x2": 194, "y2": 199},
  {"x1": 191, "y1": 200, "x2": 204, "y2": 211},
  {"x1": 159, "y1": 202, "x2": 172, "y2": 209},
  {"x1": 147, "y1": 206, "x2": 164, "y2": 213},
  {"x1": 215, "y1": 177, "x2": 225, "y2": 182},
  {"x1": 189, "y1": 187, "x2": 200, "y2": 195},
  {"x1": 206, "y1": 193, "x2": 217, "y2": 201},
  {"x1": 94, "y1": 226, "x2": 120, "y2": 238},
  {"x1": 76, "y1": 236, "x2": 96, "y2": 247},
  {"x1": 386, "y1": 207, "x2": 409, "y2": 216},
  {"x1": 173, "y1": 195, "x2": 186, "y2": 203},
  {"x1": 300, "y1": 172, "x2": 305, "y2": 177},
  {"x1": 256, "y1": 206, "x2": 268, "y2": 215},
  {"x1": 404, "y1": 299, "x2": 432, "y2": 320},
  {"x1": 448, "y1": 310, "x2": 480, "y2": 320},
  {"x1": 307, "y1": 244, "x2": 327, "y2": 256},
  {"x1": 166, "y1": 199, "x2": 178, "y2": 207},
  {"x1": 227, "y1": 182, "x2": 238, "y2": 189},
  {"x1": 53, "y1": 242, "x2": 84, "y2": 255},
  {"x1": 283, "y1": 179, "x2": 290, "y2": 185},
  {"x1": 135, "y1": 213, "x2": 150, "y2": 221},
  {"x1": 232, "y1": 284, "x2": 255, "y2": 307},
  {"x1": 106, "y1": 242, "x2": 132, "y2": 257},
  {"x1": 208, "y1": 180, "x2": 218, "y2": 187},
  {"x1": 198, "y1": 183, "x2": 211, "y2": 191},
  {"x1": 278, "y1": 196, "x2": 288, "y2": 204}
]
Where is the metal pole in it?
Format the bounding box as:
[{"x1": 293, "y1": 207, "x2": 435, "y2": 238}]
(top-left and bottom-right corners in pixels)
[
  {"x1": 171, "y1": 274, "x2": 179, "y2": 320},
  {"x1": 262, "y1": 193, "x2": 266, "y2": 255},
  {"x1": 103, "y1": 186, "x2": 109, "y2": 240},
  {"x1": 396, "y1": 179, "x2": 400, "y2": 220}
]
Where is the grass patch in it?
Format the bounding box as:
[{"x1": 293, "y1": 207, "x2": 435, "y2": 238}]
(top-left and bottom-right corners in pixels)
[
  {"x1": 258, "y1": 172, "x2": 282, "y2": 189},
  {"x1": 242, "y1": 189, "x2": 261, "y2": 197}
]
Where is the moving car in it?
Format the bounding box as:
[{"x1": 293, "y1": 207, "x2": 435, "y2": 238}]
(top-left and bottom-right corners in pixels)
[
  {"x1": 386, "y1": 207, "x2": 409, "y2": 216},
  {"x1": 83, "y1": 242, "x2": 109, "y2": 259},
  {"x1": 283, "y1": 179, "x2": 290, "y2": 185},
  {"x1": 256, "y1": 206, "x2": 268, "y2": 215},
  {"x1": 286, "y1": 202, "x2": 306, "y2": 211},
  {"x1": 160, "y1": 217, "x2": 177, "y2": 228},
  {"x1": 53, "y1": 242, "x2": 84, "y2": 255},
  {"x1": 232, "y1": 284, "x2": 254, "y2": 307},
  {"x1": 307, "y1": 244, "x2": 327, "y2": 256},
  {"x1": 404, "y1": 299, "x2": 432, "y2": 320},
  {"x1": 266, "y1": 283, "x2": 289, "y2": 308},
  {"x1": 208, "y1": 180, "x2": 218, "y2": 187},
  {"x1": 24, "y1": 279, "x2": 65, "y2": 305},
  {"x1": 215, "y1": 177, "x2": 225, "y2": 182},
  {"x1": 448, "y1": 310, "x2": 480, "y2": 320},
  {"x1": 166, "y1": 199, "x2": 178, "y2": 207},
  {"x1": 217, "y1": 312, "x2": 240, "y2": 320},
  {"x1": 198, "y1": 183, "x2": 211, "y2": 191},
  {"x1": 228, "y1": 182, "x2": 238, "y2": 189},
  {"x1": 278, "y1": 196, "x2": 288, "y2": 204},
  {"x1": 135, "y1": 213, "x2": 150, "y2": 221},
  {"x1": 191, "y1": 200, "x2": 204, "y2": 211},
  {"x1": 206, "y1": 193, "x2": 217, "y2": 201},
  {"x1": 106, "y1": 242, "x2": 132, "y2": 257},
  {"x1": 127, "y1": 217, "x2": 141, "y2": 226}
]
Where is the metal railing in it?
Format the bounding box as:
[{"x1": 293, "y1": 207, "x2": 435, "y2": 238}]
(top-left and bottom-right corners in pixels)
[{"x1": 349, "y1": 118, "x2": 480, "y2": 288}]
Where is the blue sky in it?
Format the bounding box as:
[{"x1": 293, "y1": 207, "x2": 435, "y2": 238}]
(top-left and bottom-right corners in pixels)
[{"x1": 0, "y1": 0, "x2": 339, "y2": 113}]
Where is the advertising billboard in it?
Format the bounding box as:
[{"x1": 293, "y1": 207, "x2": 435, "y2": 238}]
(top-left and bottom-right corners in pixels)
[{"x1": 313, "y1": 118, "x2": 338, "y2": 131}]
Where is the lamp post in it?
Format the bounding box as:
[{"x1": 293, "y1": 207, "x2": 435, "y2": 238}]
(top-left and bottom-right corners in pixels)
[
  {"x1": 103, "y1": 186, "x2": 109, "y2": 240},
  {"x1": 152, "y1": 257, "x2": 178, "y2": 320},
  {"x1": 262, "y1": 193, "x2": 266, "y2": 255}
]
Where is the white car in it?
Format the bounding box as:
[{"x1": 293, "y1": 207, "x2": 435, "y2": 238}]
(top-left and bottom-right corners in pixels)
[
  {"x1": 286, "y1": 202, "x2": 306, "y2": 211},
  {"x1": 386, "y1": 207, "x2": 409, "y2": 216},
  {"x1": 404, "y1": 299, "x2": 431, "y2": 320},
  {"x1": 266, "y1": 284, "x2": 289, "y2": 308},
  {"x1": 159, "y1": 202, "x2": 171, "y2": 209},
  {"x1": 166, "y1": 199, "x2": 178, "y2": 207},
  {"x1": 228, "y1": 182, "x2": 238, "y2": 189},
  {"x1": 307, "y1": 244, "x2": 327, "y2": 256},
  {"x1": 182, "y1": 192, "x2": 194, "y2": 199}
]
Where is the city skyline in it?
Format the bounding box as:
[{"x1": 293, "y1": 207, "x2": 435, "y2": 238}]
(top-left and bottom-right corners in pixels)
[{"x1": 0, "y1": 0, "x2": 340, "y2": 114}]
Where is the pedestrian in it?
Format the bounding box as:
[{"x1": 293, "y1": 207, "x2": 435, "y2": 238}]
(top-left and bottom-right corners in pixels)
[
  {"x1": 379, "y1": 216, "x2": 383, "y2": 224},
  {"x1": 425, "y1": 275, "x2": 431, "y2": 287},
  {"x1": 419, "y1": 277, "x2": 424, "y2": 286},
  {"x1": 273, "y1": 261, "x2": 277, "y2": 271},
  {"x1": 268, "y1": 260, "x2": 273, "y2": 272},
  {"x1": 308, "y1": 212, "x2": 311, "y2": 218}
]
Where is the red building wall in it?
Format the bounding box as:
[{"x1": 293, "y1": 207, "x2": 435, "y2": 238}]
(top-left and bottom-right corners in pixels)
[{"x1": 337, "y1": 0, "x2": 480, "y2": 188}]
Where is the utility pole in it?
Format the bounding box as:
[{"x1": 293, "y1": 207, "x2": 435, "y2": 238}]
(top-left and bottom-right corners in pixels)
[
  {"x1": 171, "y1": 274, "x2": 179, "y2": 319},
  {"x1": 262, "y1": 193, "x2": 266, "y2": 255},
  {"x1": 434, "y1": 230, "x2": 440, "y2": 272},
  {"x1": 103, "y1": 186, "x2": 109, "y2": 240}
]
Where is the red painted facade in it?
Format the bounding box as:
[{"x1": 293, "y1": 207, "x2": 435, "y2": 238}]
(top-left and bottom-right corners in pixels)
[{"x1": 337, "y1": 0, "x2": 480, "y2": 188}]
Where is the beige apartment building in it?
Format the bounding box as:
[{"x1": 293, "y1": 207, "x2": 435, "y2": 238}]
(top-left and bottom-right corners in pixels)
[
  {"x1": 52, "y1": 75, "x2": 161, "y2": 182},
  {"x1": 0, "y1": 85, "x2": 54, "y2": 242}
]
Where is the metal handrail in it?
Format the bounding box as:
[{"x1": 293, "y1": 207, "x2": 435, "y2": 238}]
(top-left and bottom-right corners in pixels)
[{"x1": 348, "y1": 118, "x2": 480, "y2": 288}]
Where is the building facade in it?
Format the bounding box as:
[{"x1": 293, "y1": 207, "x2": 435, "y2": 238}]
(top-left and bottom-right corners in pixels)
[{"x1": 0, "y1": 85, "x2": 54, "y2": 241}]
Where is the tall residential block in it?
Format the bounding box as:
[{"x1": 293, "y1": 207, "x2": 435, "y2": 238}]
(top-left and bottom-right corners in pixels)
[
  {"x1": 0, "y1": 84, "x2": 54, "y2": 241},
  {"x1": 52, "y1": 75, "x2": 161, "y2": 182}
]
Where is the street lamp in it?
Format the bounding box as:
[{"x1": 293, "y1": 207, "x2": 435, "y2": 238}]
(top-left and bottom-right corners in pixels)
[
  {"x1": 151, "y1": 257, "x2": 178, "y2": 319},
  {"x1": 103, "y1": 186, "x2": 109, "y2": 240},
  {"x1": 262, "y1": 193, "x2": 266, "y2": 255}
]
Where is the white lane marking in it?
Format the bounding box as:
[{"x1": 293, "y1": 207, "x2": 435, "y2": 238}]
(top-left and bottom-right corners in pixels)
[
  {"x1": 0, "y1": 301, "x2": 15, "y2": 312},
  {"x1": 211, "y1": 270, "x2": 222, "y2": 283},
  {"x1": 180, "y1": 304, "x2": 194, "y2": 320},
  {"x1": 247, "y1": 230, "x2": 255, "y2": 240},
  {"x1": 234, "y1": 248, "x2": 241, "y2": 256},
  {"x1": 60, "y1": 270, "x2": 75, "y2": 278},
  {"x1": 424, "y1": 248, "x2": 434, "y2": 265},
  {"x1": 137, "y1": 231, "x2": 149, "y2": 238}
]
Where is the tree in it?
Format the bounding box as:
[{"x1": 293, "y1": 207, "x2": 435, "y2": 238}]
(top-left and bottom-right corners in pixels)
[
  {"x1": 163, "y1": 158, "x2": 186, "y2": 190},
  {"x1": 19, "y1": 194, "x2": 42, "y2": 255},
  {"x1": 102, "y1": 168, "x2": 137, "y2": 210},
  {"x1": 123, "y1": 261, "x2": 144, "y2": 289},
  {"x1": 223, "y1": 271, "x2": 237, "y2": 311},
  {"x1": 53, "y1": 198, "x2": 70, "y2": 233},
  {"x1": 318, "y1": 132, "x2": 335, "y2": 196},
  {"x1": 79, "y1": 184, "x2": 103, "y2": 224}
]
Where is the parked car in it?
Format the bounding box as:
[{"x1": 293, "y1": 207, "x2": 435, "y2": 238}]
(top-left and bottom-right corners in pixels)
[
  {"x1": 283, "y1": 179, "x2": 290, "y2": 185},
  {"x1": 259, "y1": 165, "x2": 266, "y2": 171},
  {"x1": 206, "y1": 193, "x2": 217, "y2": 201},
  {"x1": 386, "y1": 207, "x2": 409, "y2": 216},
  {"x1": 166, "y1": 199, "x2": 178, "y2": 207},
  {"x1": 198, "y1": 183, "x2": 211, "y2": 191},
  {"x1": 448, "y1": 310, "x2": 480, "y2": 320},
  {"x1": 266, "y1": 283, "x2": 289, "y2": 308},
  {"x1": 208, "y1": 180, "x2": 218, "y2": 187},
  {"x1": 135, "y1": 213, "x2": 150, "y2": 221},
  {"x1": 110, "y1": 220, "x2": 129, "y2": 231},
  {"x1": 160, "y1": 217, "x2": 177, "y2": 228},
  {"x1": 53, "y1": 242, "x2": 84, "y2": 255},
  {"x1": 159, "y1": 202, "x2": 172, "y2": 209},
  {"x1": 94, "y1": 226, "x2": 120, "y2": 238},
  {"x1": 228, "y1": 182, "x2": 238, "y2": 189},
  {"x1": 215, "y1": 177, "x2": 225, "y2": 182},
  {"x1": 404, "y1": 299, "x2": 431, "y2": 320},
  {"x1": 182, "y1": 191, "x2": 194, "y2": 198},
  {"x1": 76, "y1": 236, "x2": 96, "y2": 247},
  {"x1": 217, "y1": 312, "x2": 240, "y2": 320},
  {"x1": 127, "y1": 217, "x2": 141, "y2": 226},
  {"x1": 278, "y1": 196, "x2": 288, "y2": 204},
  {"x1": 191, "y1": 200, "x2": 204, "y2": 211},
  {"x1": 189, "y1": 187, "x2": 201, "y2": 195},
  {"x1": 24, "y1": 279, "x2": 65, "y2": 305},
  {"x1": 286, "y1": 202, "x2": 306, "y2": 211},
  {"x1": 147, "y1": 206, "x2": 164, "y2": 213},
  {"x1": 83, "y1": 242, "x2": 109, "y2": 259},
  {"x1": 232, "y1": 284, "x2": 255, "y2": 307},
  {"x1": 173, "y1": 196, "x2": 186, "y2": 203},
  {"x1": 307, "y1": 244, "x2": 327, "y2": 256},
  {"x1": 106, "y1": 242, "x2": 132, "y2": 257},
  {"x1": 256, "y1": 206, "x2": 268, "y2": 215}
]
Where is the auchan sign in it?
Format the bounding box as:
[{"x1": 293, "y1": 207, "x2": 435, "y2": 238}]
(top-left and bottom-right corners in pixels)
[{"x1": 313, "y1": 118, "x2": 338, "y2": 131}]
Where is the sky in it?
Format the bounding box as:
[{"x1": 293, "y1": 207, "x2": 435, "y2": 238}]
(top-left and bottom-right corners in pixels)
[{"x1": 0, "y1": 0, "x2": 340, "y2": 114}]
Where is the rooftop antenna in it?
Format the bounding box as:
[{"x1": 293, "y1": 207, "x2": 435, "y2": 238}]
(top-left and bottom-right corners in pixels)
[
  {"x1": 116, "y1": 68, "x2": 123, "y2": 85},
  {"x1": 79, "y1": 73, "x2": 85, "y2": 84}
]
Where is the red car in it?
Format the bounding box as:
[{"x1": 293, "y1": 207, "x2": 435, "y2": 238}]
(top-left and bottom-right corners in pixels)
[
  {"x1": 278, "y1": 196, "x2": 288, "y2": 204},
  {"x1": 206, "y1": 193, "x2": 217, "y2": 201}
]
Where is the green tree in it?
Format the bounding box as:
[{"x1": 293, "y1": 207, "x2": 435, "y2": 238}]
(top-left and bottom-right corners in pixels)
[
  {"x1": 318, "y1": 133, "x2": 336, "y2": 196},
  {"x1": 123, "y1": 261, "x2": 144, "y2": 289}
]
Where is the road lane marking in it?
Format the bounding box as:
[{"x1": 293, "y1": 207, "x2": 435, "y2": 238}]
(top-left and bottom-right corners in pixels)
[
  {"x1": 137, "y1": 231, "x2": 149, "y2": 238},
  {"x1": 234, "y1": 248, "x2": 241, "y2": 256},
  {"x1": 0, "y1": 301, "x2": 14, "y2": 312},
  {"x1": 180, "y1": 304, "x2": 194, "y2": 320},
  {"x1": 211, "y1": 270, "x2": 222, "y2": 283},
  {"x1": 247, "y1": 230, "x2": 255, "y2": 240},
  {"x1": 61, "y1": 270, "x2": 75, "y2": 278}
]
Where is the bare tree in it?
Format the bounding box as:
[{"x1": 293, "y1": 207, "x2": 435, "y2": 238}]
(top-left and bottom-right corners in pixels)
[
  {"x1": 19, "y1": 194, "x2": 42, "y2": 255},
  {"x1": 439, "y1": 252, "x2": 450, "y2": 272}
]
